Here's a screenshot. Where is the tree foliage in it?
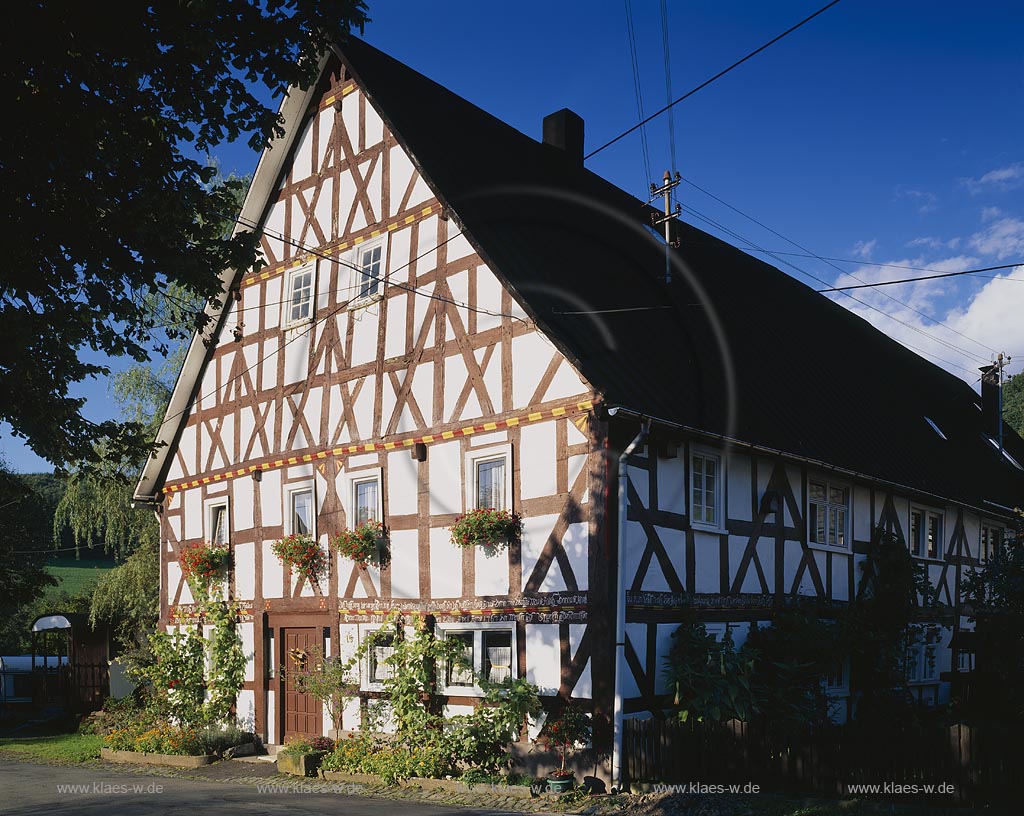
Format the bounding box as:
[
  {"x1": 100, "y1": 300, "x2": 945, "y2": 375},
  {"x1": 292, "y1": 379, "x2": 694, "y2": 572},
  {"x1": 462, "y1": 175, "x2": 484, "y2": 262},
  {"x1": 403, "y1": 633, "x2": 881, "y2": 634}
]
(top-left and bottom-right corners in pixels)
[
  {"x1": 1005, "y1": 372, "x2": 1024, "y2": 439},
  {"x1": 1, "y1": 0, "x2": 369, "y2": 467}
]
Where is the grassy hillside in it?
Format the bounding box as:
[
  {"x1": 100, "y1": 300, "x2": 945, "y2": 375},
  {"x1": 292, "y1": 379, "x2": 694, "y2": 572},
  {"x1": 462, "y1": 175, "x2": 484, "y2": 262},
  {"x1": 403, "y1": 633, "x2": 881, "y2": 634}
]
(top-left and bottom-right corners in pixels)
[{"x1": 45, "y1": 557, "x2": 115, "y2": 599}]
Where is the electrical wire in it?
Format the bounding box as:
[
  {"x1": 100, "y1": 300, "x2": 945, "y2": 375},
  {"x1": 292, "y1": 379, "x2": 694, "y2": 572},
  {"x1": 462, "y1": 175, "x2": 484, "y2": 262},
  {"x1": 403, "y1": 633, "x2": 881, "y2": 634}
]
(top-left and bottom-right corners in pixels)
[
  {"x1": 678, "y1": 176, "x2": 999, "y2": 359},
  {"x1": 816, "y1": 263, "x2": 1024, "y2": 292},
  {"x1": 586, "y1": 0, "x2": 844, "y2": 160},
  {"x1": 624, "y1": 0, "x2": 652, "y2": 185}
]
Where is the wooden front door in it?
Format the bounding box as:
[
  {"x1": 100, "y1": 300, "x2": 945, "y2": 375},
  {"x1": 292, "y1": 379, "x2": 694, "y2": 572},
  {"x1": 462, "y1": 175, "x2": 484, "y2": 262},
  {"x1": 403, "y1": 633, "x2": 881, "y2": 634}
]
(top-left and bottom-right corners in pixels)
[{"x1": 281, "y1": 627, "x2": 322, "y2": 742}]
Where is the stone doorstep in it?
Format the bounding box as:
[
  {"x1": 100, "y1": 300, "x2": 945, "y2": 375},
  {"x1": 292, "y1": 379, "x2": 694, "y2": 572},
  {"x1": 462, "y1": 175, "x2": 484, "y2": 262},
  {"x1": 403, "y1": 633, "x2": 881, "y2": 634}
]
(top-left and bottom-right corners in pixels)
[
  {"x1": 100, "y1": 748, "x2": 216, "y2": 769},
  {"x1": 320, "y1": 770, "x2": 544, "y2": 799}
]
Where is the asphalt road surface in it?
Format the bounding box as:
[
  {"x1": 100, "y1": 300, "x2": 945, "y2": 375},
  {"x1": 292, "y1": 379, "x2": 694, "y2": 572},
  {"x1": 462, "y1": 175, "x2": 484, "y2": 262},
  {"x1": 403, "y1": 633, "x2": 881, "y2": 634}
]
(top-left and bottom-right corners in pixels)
[{"x1": 0, "y1": 760, "x2": 526, "y2": 816}]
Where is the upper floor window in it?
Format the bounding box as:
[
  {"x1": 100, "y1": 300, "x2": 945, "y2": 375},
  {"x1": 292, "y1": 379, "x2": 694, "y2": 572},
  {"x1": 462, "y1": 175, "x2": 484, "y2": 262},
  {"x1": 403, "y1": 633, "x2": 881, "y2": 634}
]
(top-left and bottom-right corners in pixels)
[
  {"x1": 910, "y1": 506, "x2": 943, "y2": 559},
  {"x1": 808, "y1": 479, "x2": 848, "y2": 548},
  {"x1": 465, "y1": 444, "x2": 513, "y2": 513},
  {"x1": 288, "y1": 487, "x2": 314, "y2": 537},
  {"x1": 208, "y1": 502, "x2": 228, "y2": 545},
  {"x1": 823, "y1": 658, "x2": 850, "y2": 695},
  {"x1": 366, "y1": 630, "x2": 394, "y2": 689},
  {"x1": 980, "y1": 523, "x2": 1003, "y2": 562},
  {"x1": 286, "y1": 265, "x2": 314, "y2": 324},
  {"x1": 690, "y1": 450, "x2": 722, "y2": 529},
  {"x1": 358, "y1": 244, "x2": 382, "y2": 299},
  {"x1": 353, "y1": 477, "x2": 379, "y2": 525}
]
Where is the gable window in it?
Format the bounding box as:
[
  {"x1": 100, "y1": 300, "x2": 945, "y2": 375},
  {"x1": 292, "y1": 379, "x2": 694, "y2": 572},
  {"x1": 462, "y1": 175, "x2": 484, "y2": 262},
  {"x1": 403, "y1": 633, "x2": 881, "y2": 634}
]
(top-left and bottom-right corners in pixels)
[
  {"x1": 286, "y1": 265, "x2": 314, "y2": 324},
  {"x1": 288, "y1": 487, "x2": 315, "y2": 537},
  {"x1": 358, "y1": 244, "x2": 382, "y2": 299},
  {"x1": 808, "y1": 480, "x2": 848, "y2": 548},
  {"x1": 910, "y1": 506, "x2": 943, "y2": 559},
  {"x1": 208, "y1": 502, "x2": 228, "y2": 545},
  {"x1": 823, "y1": 658, "x2": 850, "y2": 695},
  {"x1": 690, "y1": 450, "x2": 722, "y2": 528},
  {"x1": 439, "y1": 626, "x2": 515, "y2": 693},
  {"x1": 980, "y1": 523, "x2": 1003, "y2": 562}
]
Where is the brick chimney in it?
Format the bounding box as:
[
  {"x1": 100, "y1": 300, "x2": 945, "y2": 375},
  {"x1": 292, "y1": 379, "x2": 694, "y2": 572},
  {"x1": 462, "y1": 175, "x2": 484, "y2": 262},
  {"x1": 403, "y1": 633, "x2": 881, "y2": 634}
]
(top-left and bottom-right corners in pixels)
[{"x1": 542, "y1": 109, "x2": 585, "y2": 166}]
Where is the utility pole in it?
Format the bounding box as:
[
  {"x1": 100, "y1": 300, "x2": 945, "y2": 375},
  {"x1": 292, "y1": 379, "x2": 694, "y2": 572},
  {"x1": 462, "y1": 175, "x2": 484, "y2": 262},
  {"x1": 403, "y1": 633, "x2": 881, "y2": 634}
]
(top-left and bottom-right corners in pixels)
[
  {"x1": 650, "y1": 170, "x2": 681, "y2": 283},
  {"x1": 996, "y1": 352, "x2": 1011, "y2": 453}
]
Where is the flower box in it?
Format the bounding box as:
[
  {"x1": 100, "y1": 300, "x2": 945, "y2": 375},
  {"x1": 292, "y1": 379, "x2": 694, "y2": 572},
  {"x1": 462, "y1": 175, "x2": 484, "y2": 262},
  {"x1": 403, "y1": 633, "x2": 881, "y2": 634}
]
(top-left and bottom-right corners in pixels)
[
  {"x1": 449, "y1": 508, "x2": 522, "y2": 552},
  {"x1": 271, "y1": 533, "x2": 327, "y2": 581},
  {"x1": 333, "y1": 521, "x2": 388, "y2": 569}
]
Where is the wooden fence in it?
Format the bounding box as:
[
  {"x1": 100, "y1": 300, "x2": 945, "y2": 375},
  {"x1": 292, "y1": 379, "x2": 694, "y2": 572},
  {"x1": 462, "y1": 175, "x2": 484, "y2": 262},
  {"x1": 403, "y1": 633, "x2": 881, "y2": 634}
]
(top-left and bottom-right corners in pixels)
[{"x1": 623, "y1": 717, "x2": 1019, "y2": 804}]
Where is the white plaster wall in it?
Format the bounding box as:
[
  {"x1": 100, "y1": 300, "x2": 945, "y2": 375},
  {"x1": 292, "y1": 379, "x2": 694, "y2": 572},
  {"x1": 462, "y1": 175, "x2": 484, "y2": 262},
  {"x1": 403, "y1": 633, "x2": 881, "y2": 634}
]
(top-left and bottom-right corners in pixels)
[
  {"x1": 389, "y1": 528, "x2": 419, "y2": 598},
  {"x1": 511, "y1": 333, "x2": 554, "y2": 409},
  {"x1": 728, "y1": 454, "x2": 751, "y2": 521},
  {"x1": 429, "y1": 526, "x2": 462, "y2": 598},
  {"x1": 234, "y1": 542, "x2": 256, "y2": 601},
  {"x1": 520, "y1": 513, "x2": 560, "y2": 593},
  {"x1": 262, "y1": 541, "x2": 284, "y2": 599},
  {"x1": 520, "y1": 422, "x2": 556, "y2": 500},
  {"x1": 428, "y1": 441, "x2": 462, "y2": 515},
  {"x1": 167, "y1": 561, "x2": 194, "y2": 605},
  {"x1": 266, "y1": 690, "x2": 277, "y2": 744},
  {"x1": 183, "y1": 489, "x2": 202, "y2": 540},
  {"x1": 474, "y1": 545, "x2": 509, "y2": 596},
  {"x1": 259, "y1": 470, "x2": 283, "y2": 528},
  {"x1": 239, "y1": 621, "x2": 255, "y2": 683},
  {"x1": 525, "y1": 624, "x2": 561, "y2": 695},
  {"x1": 236, "y1": 689, "x2": 256, "y2": 732}
]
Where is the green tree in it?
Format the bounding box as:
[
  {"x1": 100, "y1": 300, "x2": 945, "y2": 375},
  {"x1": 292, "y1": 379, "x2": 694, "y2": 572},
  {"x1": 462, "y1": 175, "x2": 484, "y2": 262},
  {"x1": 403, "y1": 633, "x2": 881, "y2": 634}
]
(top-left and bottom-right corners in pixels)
[
  {"x1": 1, "y1": 0, "x2": 369, "y2": 467},
  {"x1": 1005, "y1": 373, "x2": 1024, "y2": 439}
]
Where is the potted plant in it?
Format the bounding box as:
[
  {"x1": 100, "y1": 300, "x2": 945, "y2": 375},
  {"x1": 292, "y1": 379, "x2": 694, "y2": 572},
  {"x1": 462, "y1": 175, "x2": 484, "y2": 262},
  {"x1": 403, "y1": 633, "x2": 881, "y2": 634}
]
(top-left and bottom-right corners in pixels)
[
  {"x1": 332, "y1": 520, "x2": 388, "y2": 569},
  {"x1": 178, "y1": 541, "x2": 230, "y2": 594},
  {"x1": 449, "y1": 508, "x2": 522, "y2": 554},
  {"x1": 537, "y1": 705, "x2": 592, "y2": 793},
  {"x1": 271, "y1": 533, "x2": 327, "y2": 581}
]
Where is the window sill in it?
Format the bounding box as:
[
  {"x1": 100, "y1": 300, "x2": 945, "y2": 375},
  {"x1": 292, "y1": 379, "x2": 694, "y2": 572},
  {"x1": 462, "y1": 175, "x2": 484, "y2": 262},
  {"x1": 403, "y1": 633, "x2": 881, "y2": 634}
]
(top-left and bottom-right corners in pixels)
[
  {"x1": 807, "y1": 542, "x2": 850, "y2": 554},
  {"x1": 351, "y1": 293, "x2": 384, "y2": 310},
  {"x1": 911, "y1": 555, "x2": 945, "y2": 564},
  {"x1": 691, "y1": 522, "x2": 727, "y2": 535}
]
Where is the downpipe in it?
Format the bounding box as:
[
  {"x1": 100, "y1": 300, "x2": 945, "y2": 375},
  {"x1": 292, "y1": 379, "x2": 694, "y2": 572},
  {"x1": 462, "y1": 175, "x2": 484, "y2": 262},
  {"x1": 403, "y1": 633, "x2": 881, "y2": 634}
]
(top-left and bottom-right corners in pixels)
[{"x1": 611, "y1": 413, "x2": 650, "y2": 793}]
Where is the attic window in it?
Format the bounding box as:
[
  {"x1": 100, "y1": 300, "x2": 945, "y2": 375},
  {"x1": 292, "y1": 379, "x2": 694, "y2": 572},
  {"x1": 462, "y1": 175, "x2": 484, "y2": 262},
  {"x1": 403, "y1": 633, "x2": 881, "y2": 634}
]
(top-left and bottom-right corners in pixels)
[
  {"x1": 984, "y1": 436, "x2": 1024, "y2": 471},
  {"x1": 924, "y1": 416, "x2": 947, "y2": 441}
]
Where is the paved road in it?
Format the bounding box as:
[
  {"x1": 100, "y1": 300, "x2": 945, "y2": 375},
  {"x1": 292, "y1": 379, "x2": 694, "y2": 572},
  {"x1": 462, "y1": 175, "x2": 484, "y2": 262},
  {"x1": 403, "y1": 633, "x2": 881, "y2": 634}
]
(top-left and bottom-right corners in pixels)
[{"x1": 0, "y1": 760, "x2": 525, "y2": 816}]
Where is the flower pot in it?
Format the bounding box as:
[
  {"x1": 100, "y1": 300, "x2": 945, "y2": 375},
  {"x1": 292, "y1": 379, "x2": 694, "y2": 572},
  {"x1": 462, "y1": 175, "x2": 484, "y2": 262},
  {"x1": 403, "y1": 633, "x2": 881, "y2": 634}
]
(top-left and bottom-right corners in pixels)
[{"x1": 547, "y1": 776, "x2": 574, "y2": 793}]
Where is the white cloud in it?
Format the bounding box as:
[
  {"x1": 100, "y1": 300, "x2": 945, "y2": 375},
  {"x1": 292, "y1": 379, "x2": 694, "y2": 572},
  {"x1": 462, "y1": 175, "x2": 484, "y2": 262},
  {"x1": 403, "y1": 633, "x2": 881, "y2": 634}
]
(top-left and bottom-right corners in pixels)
[
  {"x1": 981, "y1": 206, "x2": 1003, "y2": 223},
  {"x1": 964, "y1": 163, "x2": 1024, "y2": 194},
  {"x1": 829, "y1": 261, "x2": 1024, "y2": 382},
  {"x1": 969, "y1": 216, "x2": 1024, "y2": 259},
  {"x1": 906, "y1": 236, "x2": 961, "y2": 251},
  {"x1": 851, "y1": 239, "x2": 877, "y2": 260},
  {"x1": 893, "y1": 186, "x2": 938, "y2": 214}
]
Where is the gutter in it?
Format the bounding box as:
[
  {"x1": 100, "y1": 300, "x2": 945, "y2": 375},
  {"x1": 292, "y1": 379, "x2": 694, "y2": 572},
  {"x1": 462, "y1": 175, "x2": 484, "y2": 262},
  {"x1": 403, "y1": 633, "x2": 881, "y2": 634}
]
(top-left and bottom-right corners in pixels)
[
  {"x1": 611, "y1": 412, "x2": 649, "y2": 793},
  {"x1": 605, "y1": 404, "x2": 1021, "y2": 522}
]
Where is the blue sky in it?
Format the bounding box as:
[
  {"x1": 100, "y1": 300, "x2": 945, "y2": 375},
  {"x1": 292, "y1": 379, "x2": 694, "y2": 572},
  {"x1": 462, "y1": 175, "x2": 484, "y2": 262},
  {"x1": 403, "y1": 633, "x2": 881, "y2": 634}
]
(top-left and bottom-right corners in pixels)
[{"x1": 5, "y1": 0, "x2": 1024, "y2": 472}]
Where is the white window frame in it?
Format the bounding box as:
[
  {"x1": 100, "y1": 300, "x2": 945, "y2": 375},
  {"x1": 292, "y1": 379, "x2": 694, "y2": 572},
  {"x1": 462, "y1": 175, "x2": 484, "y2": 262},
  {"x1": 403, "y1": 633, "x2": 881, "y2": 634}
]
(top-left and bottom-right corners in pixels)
[
  {"x1": 822, "y1": 657, "x2": 850, "y2": 695},
  {"x1": 906, "y1": 626, "x2": 940, "y2": 684},
  {"x1": 204, "y1": 497, "x2": 229, "y2": 546},
  {"x1": 284, "y1": 263, "x2": 315, "y2": 326},
  {"x1": 361, "y1": 624, "x2": 397, "y2": 692},
  {"x1": 807, "y1": 477, "x2": 850, "y2": 550},
  {"x1": 353, "y1": 241, "x2": 384, "y2": 303},
  {"x1": 436, "y1": 622, "x2": 517, "y2": 696},
  {"x1": 285, "y1": 482, "x2": 316, "y2": 538},
  {"x1": 909, "y1": 505, "x2": 944, "y2": 561},
  {"x1": 464, "y1": 444, "x2": 513, "y2": 513},
  {"x1": 689, "y1": 446, "x2": 724, "y2": 531},
  {"x1": 346, "y1": 467, "x2": 384, "y2": 527},
  {"x1": 980, "y1": 522, "x2": 1004, "y2": 563}
]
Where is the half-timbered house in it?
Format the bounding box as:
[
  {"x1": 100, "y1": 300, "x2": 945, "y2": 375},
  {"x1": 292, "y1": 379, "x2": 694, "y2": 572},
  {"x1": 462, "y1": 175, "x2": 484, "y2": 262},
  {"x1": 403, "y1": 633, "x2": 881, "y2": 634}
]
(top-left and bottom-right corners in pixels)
[{"x1": 135, "y1": 38, "x2": 1024, "y2": 781}]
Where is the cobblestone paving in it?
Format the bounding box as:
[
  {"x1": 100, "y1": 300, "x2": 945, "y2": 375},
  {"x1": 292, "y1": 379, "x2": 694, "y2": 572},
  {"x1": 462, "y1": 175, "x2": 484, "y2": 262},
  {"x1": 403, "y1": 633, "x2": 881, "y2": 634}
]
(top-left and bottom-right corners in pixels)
[{"x1": 13, "y1": 753, "x2": 629, "y2": 815}]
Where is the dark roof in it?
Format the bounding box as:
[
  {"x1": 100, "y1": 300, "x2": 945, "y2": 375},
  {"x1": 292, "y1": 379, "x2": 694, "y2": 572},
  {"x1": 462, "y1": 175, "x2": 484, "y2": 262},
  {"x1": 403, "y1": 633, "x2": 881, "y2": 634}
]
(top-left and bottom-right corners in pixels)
[{"x1": 340, "y1": 38, "x2": 1024, "y2": 515}]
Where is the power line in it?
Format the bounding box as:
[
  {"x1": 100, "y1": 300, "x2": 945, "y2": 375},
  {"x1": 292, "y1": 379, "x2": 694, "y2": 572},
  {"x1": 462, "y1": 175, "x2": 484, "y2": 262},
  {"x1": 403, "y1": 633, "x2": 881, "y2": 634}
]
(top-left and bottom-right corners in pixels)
[
  {"x1": 816, "y1": 263, "x2": 1024, "y2": 292},
  {"x1": 586, "y1": 0, "x2": 844, "y2": 160},
  {"x1": 623, "y1": 0, "x2": 652, "y2": 184},
  {"x1": 679, "y1": 201, "x2": 991, "y2": 368},
  {"x1": 659, "y1": 0, "x2": 677, "y2": 173},
  {"x1": 678, "y1": 176, "x2": 999, "y2": 360}
]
